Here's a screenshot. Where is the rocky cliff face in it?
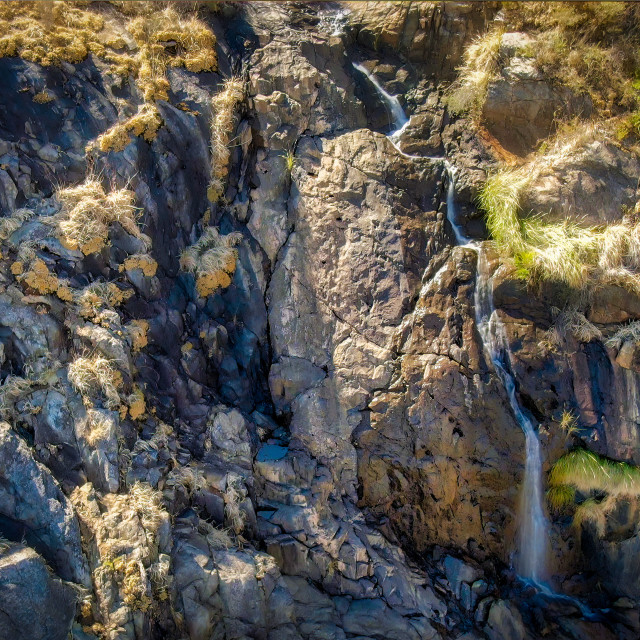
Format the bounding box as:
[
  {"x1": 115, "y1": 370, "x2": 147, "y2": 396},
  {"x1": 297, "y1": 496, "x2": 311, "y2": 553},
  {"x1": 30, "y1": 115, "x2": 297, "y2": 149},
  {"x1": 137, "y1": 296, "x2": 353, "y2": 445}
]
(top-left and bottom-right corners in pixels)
[{"x1": 0, "y1": 2, "x2": 639, "y2": 640}]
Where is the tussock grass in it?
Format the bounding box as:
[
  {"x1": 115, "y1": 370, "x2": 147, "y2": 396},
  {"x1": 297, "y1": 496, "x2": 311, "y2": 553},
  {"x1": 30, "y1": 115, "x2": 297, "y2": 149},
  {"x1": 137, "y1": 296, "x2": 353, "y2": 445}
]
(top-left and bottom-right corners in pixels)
[
  {"x1": 96, "y1": 104, "x2": 163, "y2": 153},
  {"x1": 0, "y1": 375, "x2": 34, "y2": 420},
  {"x1": 0, "y1": 1, "x2": 104, "y2": 66},
  {"x1": 180, "y1": 227, "x2": 242, "y2": 297},
  {"x1": 503, "y1": 2, "x2": 640, "y2": 116},
  {"x1": 547, "y1": 484, "x2": 577, "y2": 513},
  {"x1": 0, "y1": 208, "x2": 33, "y2": 241},
  {"x1": 224, "y1": 478, "x2": 247, "y2": 535},
  {"x1": 554, "y1": 308, "x2": 602, "y2": 343},
  {"x1": 84, "y1": 409, "x2": 114, "y2": 447},
  {"x1": 68, "y1": 354, "x2": 122, "y2": 409},
  {"x1": 56, "y1": 178, "x2": 149, "y2": 255},
  {"x1": 480, "y1": 124, "x2": 640, "y2": 296},
  {"x1": 550, "y1": 448, "x2": 640, "y2": 498},
  {"x1": 208, "y1": 78, "x2": 244, "y2": 202},
  {"x1": 74, "y1": 281, "x2": 133, "y2": 319},
  {"x1": 606, "y1": 321, "x2": 640, "y2": 350},
  {"x1": 447, "y1": 28, "x2": 504, "y2": 118},
  {"x1": 477, "y1": 167, "x2": 529, "y2": 254},
  {"x1": 128, "y1": 6, "x2": 217, "y2": 76},
  {"x1": 548, "y1": 448, "x2": 640, "y2": 529},
  {"x1": 197, "y1": 520, "x2": 233, "y2": 550}
]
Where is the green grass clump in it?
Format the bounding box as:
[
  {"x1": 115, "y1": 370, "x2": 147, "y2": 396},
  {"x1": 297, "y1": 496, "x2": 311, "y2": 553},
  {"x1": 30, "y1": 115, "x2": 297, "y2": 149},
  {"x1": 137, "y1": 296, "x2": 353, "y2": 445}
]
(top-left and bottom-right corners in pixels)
[
  {"x1": 548, "y1": 448, "x2": 640, "y2": 529},
  {"x1": 477, "y1": 168, "x2": 529, "y2": 254},
  {"x1": 547, "y1": 485, "x2": 577, "y2": 513},
  {"x1": 479, "y1": 142, "x2": 640, "y2": 295},
  {"x1": 550, "y1": 448, "x2": 640, "y2": 498}
]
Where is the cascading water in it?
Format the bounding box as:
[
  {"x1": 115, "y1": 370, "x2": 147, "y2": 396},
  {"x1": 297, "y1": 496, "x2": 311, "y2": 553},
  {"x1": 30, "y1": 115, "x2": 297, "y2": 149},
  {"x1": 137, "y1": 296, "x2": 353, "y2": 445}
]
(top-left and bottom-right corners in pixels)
[
  {"x1": 356, "y1": 63, "x2": 551, "y2": 584},
  {"x1": 473, "y1": 251, "x2": 549, "y2": 583},
  {"x1": 352, "y1": 63, "x2": 409, "y2": 140}
]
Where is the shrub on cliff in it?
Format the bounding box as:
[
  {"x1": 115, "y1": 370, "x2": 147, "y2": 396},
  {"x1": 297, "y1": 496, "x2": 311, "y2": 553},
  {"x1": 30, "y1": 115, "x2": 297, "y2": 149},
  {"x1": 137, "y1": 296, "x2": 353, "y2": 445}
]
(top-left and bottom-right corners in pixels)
[
  {"x1": 56, "y1": 178, "x2": 150, "y2": 255},
  {"x1": 180, "y1": 227, "x2": 243, "y2": 297}
]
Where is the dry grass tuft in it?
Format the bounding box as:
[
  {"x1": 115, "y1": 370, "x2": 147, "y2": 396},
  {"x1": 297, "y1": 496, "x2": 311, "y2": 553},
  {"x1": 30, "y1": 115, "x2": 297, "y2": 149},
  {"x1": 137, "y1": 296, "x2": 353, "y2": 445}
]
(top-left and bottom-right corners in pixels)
[
  {"x1": 197, "y1": 519, "x2": 234, "y2": 550},
  {"x1": 208, "y1": 78, "x2": 244, "y2": 202},
  {"x1": 447, "y1": 28, "x2": 504, "y2": 118},
  {"x1": 224, "y1": 477, "x2": 247, "y2": 535},
  {"x1": 84, "y1": 408, "x2": 115, "y2": 447},
  {"x1": 180, "y1": 227, "x2": 242, "y2": 297},
  {"x1": 0, "y1": 1, "x2": 104, "y2": 66},
  {"x1": 68, "y1": 353, "x2": 122, "y2": 409},
  {"x1": 96, "y1": 104, "x2": 163, "y2": 153},
  {"x1": 606, "y1": 321, "x2": 640, "y2": 350},
  {"x1": 479, "y1": 123, "x2": 640, "y2": 296},
  {"x1": 74, "y1": 281, "x2": 133, "y2": 319},
  {"x1": 0, "y1": 208, "x2": 33, "y2": 241},
  {"x1": 554, "y1": 308, "x2": 602, "y2": 343},
  {"x1": 502, "y1": 2, "x2": 640, "y2": 116},
  {"x1": 56, "y1": 178, "x2": 149, "y2": 255}
]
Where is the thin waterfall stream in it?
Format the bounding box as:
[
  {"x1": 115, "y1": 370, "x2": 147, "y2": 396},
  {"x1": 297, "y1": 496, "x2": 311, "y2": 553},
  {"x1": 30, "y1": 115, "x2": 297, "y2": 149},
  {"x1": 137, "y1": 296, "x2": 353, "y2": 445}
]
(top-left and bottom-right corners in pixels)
[{"x1": 355, "y1": 62, "x2": 552, "y2": 586}]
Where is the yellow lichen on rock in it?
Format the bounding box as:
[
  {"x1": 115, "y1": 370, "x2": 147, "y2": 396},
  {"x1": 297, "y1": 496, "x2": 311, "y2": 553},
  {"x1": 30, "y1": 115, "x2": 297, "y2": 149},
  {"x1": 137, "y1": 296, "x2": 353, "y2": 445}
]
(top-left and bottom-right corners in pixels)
[
  {"x1": 22, "y1": 258, "x2": 59, "y2": 295},
  {"x1": 56, "y1": 283, "x2": 73, "y2": 302},
  {"x1": 121, "y1": 254, "x2": 158, "y2": 277},
  {"x1": 96, "y1": 103, "x2": 163, "y2": 153},
  {"x1": 33, "y1": 90, "x2": 54, "y2": 104},
  {"x1": 180, "y1": 227, "x2": 242, "y2": 297},
  {"x1": 127, "y1": 386, "x2": 146, "y2": 420},
  {"x1": 10, "y1": 260, "x2": 23, "y2": 275},
  {"x1": 127, "y1": 319, "x2": 149, "y2": 352}
]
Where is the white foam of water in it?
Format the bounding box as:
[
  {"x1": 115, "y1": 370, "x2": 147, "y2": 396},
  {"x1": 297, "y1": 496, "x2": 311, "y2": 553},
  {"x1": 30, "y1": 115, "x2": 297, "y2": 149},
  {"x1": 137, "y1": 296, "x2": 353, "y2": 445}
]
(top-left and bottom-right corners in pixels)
[
  {"x1": 352, "y1": 62, "x2": 409, "y2": 138},
  {"x1": 318, "y1": 6, "x2": 350, "y2": 37}
]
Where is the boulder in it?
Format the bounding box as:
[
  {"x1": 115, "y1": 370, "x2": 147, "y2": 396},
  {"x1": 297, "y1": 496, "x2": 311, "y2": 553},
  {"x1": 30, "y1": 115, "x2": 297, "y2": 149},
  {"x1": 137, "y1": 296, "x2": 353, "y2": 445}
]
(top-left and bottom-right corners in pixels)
[
  {"x1": 0, "y1": 423, "x2": 88, "y2": 584},
  {"x1": 485, "y1": 600, "x2": 526, "y2": 640},
  {"x1": 0, "y1": 545, "x2": 76, "y2": 640}
]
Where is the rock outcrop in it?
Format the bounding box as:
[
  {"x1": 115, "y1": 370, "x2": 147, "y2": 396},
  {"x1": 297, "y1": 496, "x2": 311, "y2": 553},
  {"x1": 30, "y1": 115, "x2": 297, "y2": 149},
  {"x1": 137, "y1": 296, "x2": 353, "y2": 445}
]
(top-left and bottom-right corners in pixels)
[{"x1": 0, "y1": 2, "x2": 638, "y2": 640}]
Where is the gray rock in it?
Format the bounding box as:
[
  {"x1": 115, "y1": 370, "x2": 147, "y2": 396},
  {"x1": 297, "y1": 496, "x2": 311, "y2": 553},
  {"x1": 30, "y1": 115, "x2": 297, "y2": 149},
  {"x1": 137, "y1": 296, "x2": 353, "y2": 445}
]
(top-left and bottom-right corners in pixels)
[
  {"x1": 443, "y1": 555, "x2": 482, "y2": 599},
  {"x1": 269, "y1": 356, "x2": 326, "y2": 414},
  {"x1": 485, "y1": 600, "x2": 526, "y2": 640},
  {"x1": 0, "y1": 545, "x2": 76, "y2": 640},
  {"x1": 0, "y1": 423, "x2": 88, "y2": 584}
]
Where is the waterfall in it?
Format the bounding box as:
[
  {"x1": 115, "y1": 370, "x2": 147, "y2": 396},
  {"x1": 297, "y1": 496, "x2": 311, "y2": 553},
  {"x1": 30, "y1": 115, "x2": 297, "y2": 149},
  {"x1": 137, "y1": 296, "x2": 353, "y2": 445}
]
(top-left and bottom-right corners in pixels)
[
  {"x1": 357, "y1": 61, "x2": 551, "y2": 585},
  {"x1": 443, "y1": 161, "x2": 471, "y2": 246},
  {"x1": 352, "y1": 63, "x2": 409, "y2": 139},
  {"x1": 473, "y1": 250, "x2": 548, "y2": 582}
]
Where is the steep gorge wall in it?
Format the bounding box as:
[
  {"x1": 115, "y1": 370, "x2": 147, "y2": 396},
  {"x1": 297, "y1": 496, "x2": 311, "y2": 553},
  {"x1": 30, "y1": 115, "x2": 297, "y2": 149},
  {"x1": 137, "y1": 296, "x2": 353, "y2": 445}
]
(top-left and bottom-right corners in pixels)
[{"x1": 0, "y1": 3, "x2": 638, "y2": 640}]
